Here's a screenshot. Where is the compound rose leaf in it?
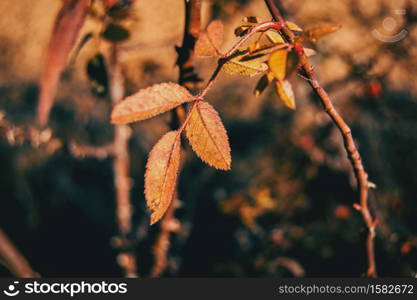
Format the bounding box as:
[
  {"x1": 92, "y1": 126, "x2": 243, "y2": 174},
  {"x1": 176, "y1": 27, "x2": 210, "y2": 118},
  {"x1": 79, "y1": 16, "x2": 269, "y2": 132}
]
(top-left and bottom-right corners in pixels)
[
  {"x1": 37, "y1": 0, "x2": 89, "y2": 126},
  {"x1": 195, "y1": 20, "x2": 223, "y2": 57},
  {"x1": 185, "y1": 101, "x2": 231, "y2": 170},
  {"x1": 111, "y1": 82, "x2": 193, "y2": 124},
  {"x1": 275, "y1": 79, "x2": 296, "y2": 110},
  {"x1": 145, "y1": 131, "x2": 181, "y2": 225}
]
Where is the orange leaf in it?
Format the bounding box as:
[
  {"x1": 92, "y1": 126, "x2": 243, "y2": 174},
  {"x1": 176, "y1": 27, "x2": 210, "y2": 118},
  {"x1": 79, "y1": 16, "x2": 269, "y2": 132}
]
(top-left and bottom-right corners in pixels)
[
  {"x1": 186, "y1": 101, "x2": 231, "y2": 170},
  {"x1": 195, "y1": 20, "x2": 223, "y2": 57},
  {"x1": 275, "y1": 80, "x2": 296, "y2": 110},
  {"x1": 268, "y1": 50, "x2": 288, "y2": 80},
  {"x1": 145, "y1": 131, "x2": 181, "y2": 224},
  {"x1": 111, "y1": 82, "x2": 193, "y2": 124},
  {"x1": 37, "y1": 0, "x2": 89, "y2": 126}
]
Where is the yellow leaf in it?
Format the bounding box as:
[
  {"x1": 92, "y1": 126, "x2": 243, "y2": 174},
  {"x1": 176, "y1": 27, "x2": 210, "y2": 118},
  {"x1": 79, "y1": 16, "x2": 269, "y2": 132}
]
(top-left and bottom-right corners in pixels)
[
  {"x1": 275, "y1": 80, "x2": 296, "y2": 110},
  {"x1": 223, "y1": 52, "x2": 268, "y2": 76},
  {"x1": 185, "y1": 101, "x2": 231, "y2": 170},
  {"x1": 111, "y1": 82, "x2": 193, "y2": 124},
  {"x1": 268, "y1": 50, "x2": 288, "y2": 80},
  {"x1": 266, "y1": 31, "x2": 285, "y2": 44},
  {"x1": 286, "y1": 21, "x2": 303, "y2": 32},
  {"x1": 145, "y1": 131, "x2": 181, "y2": 224}
]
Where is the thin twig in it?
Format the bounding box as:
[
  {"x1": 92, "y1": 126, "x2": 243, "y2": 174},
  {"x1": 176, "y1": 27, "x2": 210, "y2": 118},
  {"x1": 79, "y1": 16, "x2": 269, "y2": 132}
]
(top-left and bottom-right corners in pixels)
[
  {"x1": 0, "y1": 228, "x2": 40, "y2": 277},
  {"x1": 109, "y1": 46, "x2": 138, "y2": 278},
  {"x1": 150, "y1": 0, "x2": 202, "y2": 278},
  {"x1": 264, "y1": 0, "x2": 377, "y2": 277}
]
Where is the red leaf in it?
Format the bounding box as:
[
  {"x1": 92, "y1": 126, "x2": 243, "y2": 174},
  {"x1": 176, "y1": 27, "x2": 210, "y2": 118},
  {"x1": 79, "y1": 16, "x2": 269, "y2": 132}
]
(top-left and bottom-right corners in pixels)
[
  {"x1": 37, "y1": 0, "x2": 89, "y2": 126},
  {"x1": 145, "y1": 131, "x2": 181, "y2": 224},
  {"x1": 195, "y1": 20, "x2": 223, "y2": 57},
  {"x1": 185, "y1": 101, "x2": 231, "y2": 170},
  {"x1": 111, "y1": 82, "x2": 193, "y2": 124}
]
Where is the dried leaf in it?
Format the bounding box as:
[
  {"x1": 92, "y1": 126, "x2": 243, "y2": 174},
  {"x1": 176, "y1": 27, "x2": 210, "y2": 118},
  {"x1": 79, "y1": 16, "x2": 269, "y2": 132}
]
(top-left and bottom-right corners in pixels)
[
  {"x1": 37, "y1": 0, "x2": 89, "y2": 126},
  {"x1": 111, "y1": 82, "x2": 193, "y2": 124},
  {"x1": 254, "y1": 72, "x2": 274, "y2": 97},
  {"x1": 242, "y1": 16, "x2": 261, "y2": 24},
  {"x1": 275, "y1": 80, "x2": 296, "y2": 110},
  {"x1": 268, "y1": 50, "x2": 288, "y2": 80},
  {"x1": 195, "y1": 20, "x2": 223, "y2": 57},
  {"x1": 266, "y1": 31, "x2": 285, "y2": 44},
  {"x1": 234, "y1": 25, "x2": 251, "y2": 37},
  {"x1": 102, "y1": 23, "x2": 130, "y2": 42},
  {"x1": 185, "y1": 101, "x2": 231, "y2": 170},
  {"x1": 286, "y1": 21, "x2": 303, "y2": 32},
  {"x1": 223, "y1": 52, "x2": 268, "y2": 76},
  {"x1": 145, "y1": 131, "x2": 181, "y2": 224},
  {"x1": 86, "y1": 53, "x2": 108, "y2": 97},
  {"x1": 296, "y1": 24, "x2": 342, "y2": 43},
  {"x1": 105, "y1": 0, "x2": 134, "y2": 19}
]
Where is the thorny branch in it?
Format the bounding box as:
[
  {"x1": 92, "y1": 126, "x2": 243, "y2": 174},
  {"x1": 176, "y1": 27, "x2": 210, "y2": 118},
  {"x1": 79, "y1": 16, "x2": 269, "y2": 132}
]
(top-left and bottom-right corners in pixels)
[
  {"x1": 0, "y1": 228, "x2": 40, "y2": 277},
  {"x1": 149, "y1": 18, "x2": 290, "y2": 276},
  {"x1": 108, "y1": 46, "x2": 137, "y2": 278},
  {"x1": 264, "y1": 0, "x2": 377, "y2": 277},
  {"x1": 150, "y1": 0, "x2": 202, "y2": 278}
]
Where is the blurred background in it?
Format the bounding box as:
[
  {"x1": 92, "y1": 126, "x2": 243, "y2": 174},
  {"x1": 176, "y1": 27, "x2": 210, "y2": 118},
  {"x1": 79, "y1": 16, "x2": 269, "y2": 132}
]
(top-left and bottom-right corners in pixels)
[{"x1": 0, "y1": 0, "x2": 416, "y2": 277}]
